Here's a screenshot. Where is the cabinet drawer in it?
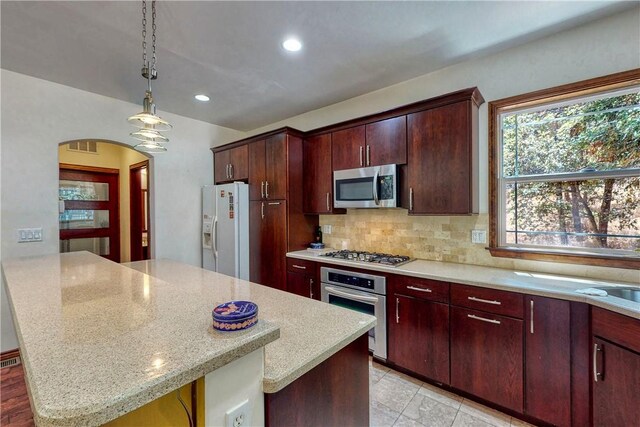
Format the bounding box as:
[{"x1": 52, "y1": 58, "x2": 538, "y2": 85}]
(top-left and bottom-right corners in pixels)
[
  {"x1": 451, "y1": 284, "x2": 523, "y2": 318},
  {"x1": 286, "y1": 258, "x2": 316, "y2": 274},
  {"x1": 395, "y1": 276, "x2": 449, "y2": 303}
]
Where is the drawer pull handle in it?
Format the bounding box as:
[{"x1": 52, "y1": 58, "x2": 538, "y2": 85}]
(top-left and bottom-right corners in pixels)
[
  {"x1": 396, "y1": 297, "x2": 400, "y2": 324},
  {"x1": 407, "y1": 286, "x2": 432, "y2": 293},
  {"x1": 530, "y1": 300, "x2": 534, "y2": 334},
  {"x1": 468, "y1": 296, "x2": 501, "y2": 305},
  {"x1": 292, "y1": 264, "x2": 307, "y2": 270},
  {"x1": 593, "y1": 343, "x2": 602, "y2": 382},
  {"x1": 467, "y1": 314, "x2": 501, "y2": 325}
]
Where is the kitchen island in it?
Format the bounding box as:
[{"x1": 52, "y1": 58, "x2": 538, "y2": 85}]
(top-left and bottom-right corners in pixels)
[{"x1": 2, "y1": 252, "x2": 375, "y2": 426}]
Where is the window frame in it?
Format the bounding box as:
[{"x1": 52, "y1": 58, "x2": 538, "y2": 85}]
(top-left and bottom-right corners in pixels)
[{"x1": 488, "y1": 69, "x2": 640, "y2": 270}]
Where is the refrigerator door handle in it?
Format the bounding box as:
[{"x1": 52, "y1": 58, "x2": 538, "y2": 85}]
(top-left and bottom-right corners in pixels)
[{"x1": 212, "y1": 217, "x2": 218, "y2": 259}]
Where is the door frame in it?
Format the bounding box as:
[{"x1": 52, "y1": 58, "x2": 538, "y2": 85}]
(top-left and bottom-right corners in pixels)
[
  {"x1": 59, "y1": 163, "x2": 121, "y2": 262},
  {"x1": 130, "y1": 160, "x2": 150, "y2": 261}
]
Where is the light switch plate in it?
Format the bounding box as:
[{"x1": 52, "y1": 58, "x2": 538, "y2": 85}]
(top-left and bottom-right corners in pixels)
[
  {"x1": 471, "y1": 229, "x2": 486, "y2": 244},
  {"x1": 18, "y1": 228, "x2": 43, "y2": 243},
  {"x1": 321, "y1": 224, "x2": 332, "y2": 235}
]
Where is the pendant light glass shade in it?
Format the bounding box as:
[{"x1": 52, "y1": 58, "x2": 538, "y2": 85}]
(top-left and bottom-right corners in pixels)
[
  {"x1": 128, "y1": 91, "x2": 173, "y2": 132},
  {"x1": 130, "y1": 125, "x2": 169, "y2": 143},
  {"x1": 134, "y1": 140, "x2": 168, "y2": 153}
]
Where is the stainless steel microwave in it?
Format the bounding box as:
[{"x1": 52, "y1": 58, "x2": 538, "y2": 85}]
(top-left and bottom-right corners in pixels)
[{"x1": 334, "y1": 164, "x2": 397, "y2": 208}]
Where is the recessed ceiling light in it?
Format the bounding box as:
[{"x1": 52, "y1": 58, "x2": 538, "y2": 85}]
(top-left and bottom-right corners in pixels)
[
  {"x1": 195, "y1": 94, "x2": 210, "y2": 102},
  {"x1": 282, "y1": 38, "x2": 302, "y2": 52}
]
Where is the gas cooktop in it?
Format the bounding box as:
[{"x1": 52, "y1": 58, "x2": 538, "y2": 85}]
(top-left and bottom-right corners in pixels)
[{"x1": 320, "y1": 250, "x2": 413, "y2": 267}]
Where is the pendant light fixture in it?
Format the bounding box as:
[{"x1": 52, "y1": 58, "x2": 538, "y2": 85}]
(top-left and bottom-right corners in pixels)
[{"x1": 128, "y1": 0, "x2": 171, "y2": 153}]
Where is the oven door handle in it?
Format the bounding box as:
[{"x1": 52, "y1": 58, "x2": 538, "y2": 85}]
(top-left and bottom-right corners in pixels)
[{"x1": 324, "y1": 286, "x2": 379, "y2": 303}]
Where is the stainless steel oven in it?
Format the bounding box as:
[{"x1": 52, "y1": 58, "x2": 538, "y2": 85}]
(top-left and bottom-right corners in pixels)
[
  {"x1": 333, "y1": 164, "x2": 397, "y2": 208},
  {"x1": 320, "y1": 266, "x2": 387, "y2": 359}
]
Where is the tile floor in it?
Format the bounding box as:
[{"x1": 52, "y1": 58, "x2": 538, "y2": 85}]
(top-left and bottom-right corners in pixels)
[{"x1": 369, "y1": 360, "x2": 536, "y2": 427}]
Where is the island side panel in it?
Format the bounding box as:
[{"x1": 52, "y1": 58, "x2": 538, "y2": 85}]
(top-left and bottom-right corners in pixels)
[{"x1": 264, "y1": 334, "x2": 369, "y2": 427}]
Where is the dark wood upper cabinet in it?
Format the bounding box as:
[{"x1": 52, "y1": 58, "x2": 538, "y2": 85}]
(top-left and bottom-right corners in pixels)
[
  {"x1": 248, "y1": 139, "x2": 267, "y2": 201},
  {"x1": 249, "y1": 136, "x2": 287, "y2": 200},
  {"x1": 365, "y1": 116, "x2": 407, "y2": 166},
  {"x1": 303, "y1": 134, "x2": 345, "y2": 214},
  {"x1": 331, "y1": 126, "x2": 365, "y2": 171},
  {"x1": 524, "y1": 296, "x2": 571, "y2": 427},
  {"x1": 214, "y1": 145, "x2": 248, "y2": 184}
]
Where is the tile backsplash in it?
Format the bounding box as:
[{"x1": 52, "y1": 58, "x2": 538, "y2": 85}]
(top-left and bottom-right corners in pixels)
[{"x1": 320, "y1": 209, "x2": 639, "y2": 283}]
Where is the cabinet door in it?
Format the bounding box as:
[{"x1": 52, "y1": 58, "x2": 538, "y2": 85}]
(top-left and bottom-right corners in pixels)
[
  {"x1": 407, "y1": 102, "x2": 471, "y2": 214},
  {"x1": 388, "y1": 295, "x2": 449, "y2": 384},
  {"x1": 524, "y1": 296, "x2": 571, "y2": 427},
  {"x1": 303, "y1": 134, "x2": 336, "y2": 214},
  {"x1": 228, "y1": 145, "x2": 249, "y2": 181},
  {"x1": 265, "y1": 134, "x2": 287, "y2": 200},
  {"x1": 261, "y1": 201, "x2": 287, "y2": 290},
  {"x1": 593, "y1": 338, "x2": 640, "y2": 427},
  {"x1": 286, "y1": 271, "x2": 315, "y2": 299},
  {"x1": 214, "y1": 150, "x2": 230, "y2": 184},
  {"x1": 331, "y1": 126, "x2": 365, "y2": 171},
  {"x1": 248, "y1": 140, "x2": 266, "y2": 200},
  {"x1": 249, "y1": 201, "x2": 265, "y2": 284},
  {"x1": 451, "y1": 306, "x2": 523, "y2": 412},
  {"x1": 365, "y1": 116, "x2": 407, "y2": 166}
]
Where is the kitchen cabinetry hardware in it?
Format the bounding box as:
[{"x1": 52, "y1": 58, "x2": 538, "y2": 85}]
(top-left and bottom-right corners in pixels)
[
  {"x1": 593, "y1": 343, "x2": 601, "y2": 382},
  {"x1": 261, "y1": 181, "x2": 265, "y2": 198},
  {"x1": 261, "y1": 202, "x2": 264, "y2": 219},
  {"x1": 265, "y1": 181, "x2": 270, "y2": 198},
  {"x1": 468, "y1": 296, "x2": 502, "y2": 305},
  {"x1": 268, "y1": 202, "x2": 281, "y2": 205},
  {"x1": 467, "y1": 314, "x2": 501, "y2": 325},
  {"x1": 359, "y1": 146, "x2": 364, "y2": 166},
  {"x1": 366, "y1": 145, "x2": 370, "y2": 166},
  {"x1": 372, "y1": 169, "x2": 379, "y2": 205},
  {"x1": 409, "y1": 188, "x2": 414, "y2": 211},
  {"x1": 309, "y1": 278, "x2": 314, "y2": 299},
  {"x1": 406, "y1": 286, "x2": 432, "y2": 293},
  {"x1": 326, "y1": 193, "x2": 330, "y2": 211},
  {"x1": 225, "y1": 164, "x2": 230, "y2": 179},
  {"x1": 230, "y1": 164, "x2": 234, "y2": 179},
  {"x1": 292, "y1": 264, "x2": 307, "y2": 270},
  {"x1": 396, "y1": 297, "x2": 400, "y2": 324},
  {"x1": 530, "y1": 300, "x2": 534, "y2": 334},
  {"x1": 325, "y1": 286, "x2": 379, "y2": 303}
]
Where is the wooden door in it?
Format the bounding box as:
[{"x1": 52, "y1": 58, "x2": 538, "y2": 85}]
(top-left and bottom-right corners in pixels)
[
  {"x1": 248, "y1": 140, "x2": 266, "y2": 200},
  {"x1": 450, "y1": 306, "x2": 523, "y2": 412},
  {"x1": 262, "y1": 201, "x2": 287, "y2": 290},
  {"x1": 365, "y1": 116, "x2": 407, "y2": 166},
  {"x1": 249, "y1": 201, "x2": 265, "y2": 284},
  {"x1": 524, "y1": 296, "x2": 571, "y2": 427},
  {"x1": 228, "y1": 145, "x2": 249, "y2": 181},
  {"x1": 331, "y1": 126, "x2": 365, "y2": 171},
  {"x1": 286, "y1": 271, "x2": 314, "y2": 299},
  {"x1": 407, "y1": 102, "x2": 471, "y2": 214},
  {"x1": 214, "y1": 150, "x2": 230, "y2": 184},
  {"x1": 303, "y1": 134, "x2": 336, "y2": 214},
  {"x1": 130, "y1": 161, "x2": 150, "y2": 262},
  {"x1": 265, "y1": 134, "x2": 287, "y2": 200},
  {"x1": 59, "y1": 166, "x2": 120, "y2": 262},
  {"x1": 593, "y1": 338, "x2": 640, "y2": 427},
  {"x1": 388, "y1": 295, "x2": 449, "y2": 384}
]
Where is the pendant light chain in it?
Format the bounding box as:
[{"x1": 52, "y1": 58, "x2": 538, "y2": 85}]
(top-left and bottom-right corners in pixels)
[
  {"x1": 151, "y1": 0, "x2": 157, "y2": 74},
  {"x1": 142, "y1": 0, "x2": 147, "y2": 68}
]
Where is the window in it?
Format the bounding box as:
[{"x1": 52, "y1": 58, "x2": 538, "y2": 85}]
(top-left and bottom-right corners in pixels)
[{"x1": 489, "y1": 70, "x2": 640, "y2": 269}]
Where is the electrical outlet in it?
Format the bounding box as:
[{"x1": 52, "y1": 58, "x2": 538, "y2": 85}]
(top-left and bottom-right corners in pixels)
[
  {"x1": 17, "y1": 228, "x2": 43, "y2": 243},
  {"x1": 471, "y1": 229, "x2": 487, "y2": 244},
  {"x1": 321, "y1": 224, "x2": 332, "y2": 235},
  {"x1": 225, "y1": 399, "x2": 251, "y2": 427}
]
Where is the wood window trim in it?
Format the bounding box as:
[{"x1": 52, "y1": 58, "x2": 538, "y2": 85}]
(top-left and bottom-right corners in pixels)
[{"x1": 488, "y1": 69, "x2": 640, "y2": 270}]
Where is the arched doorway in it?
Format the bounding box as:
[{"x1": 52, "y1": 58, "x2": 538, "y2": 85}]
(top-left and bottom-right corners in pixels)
[{"x1": 58, "y1": 140, "x2": 153, "y2": 263}]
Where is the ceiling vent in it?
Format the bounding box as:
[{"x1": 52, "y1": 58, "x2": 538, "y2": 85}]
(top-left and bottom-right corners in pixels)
[{"x1": 67, "y1": 141, "x2": 98, "y2": 154}]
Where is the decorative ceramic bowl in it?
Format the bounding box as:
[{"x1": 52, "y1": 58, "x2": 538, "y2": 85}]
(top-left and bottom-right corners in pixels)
[
  {"x1": 212, "y1": 301, "x2": 258, "y2": 332},
  {"x1": 309, "y1": 242, "x2": 325, "y2": 249}
]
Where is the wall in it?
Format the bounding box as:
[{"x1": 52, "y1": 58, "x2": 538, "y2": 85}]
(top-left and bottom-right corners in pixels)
[
  {"x1": 248, "y1": 9, "x2": 640, "y2": 283},
  {"x1": 59, "y1": 142, "x2": 148, "y2": 263},
  {"x1": 1, "y1": 70, "x2": 245, "y2": 351}
]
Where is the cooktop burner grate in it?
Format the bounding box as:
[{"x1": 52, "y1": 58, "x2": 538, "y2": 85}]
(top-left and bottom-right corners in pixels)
[{"x1": 320, "y1": 250, "x2": 413, "y2": 267}]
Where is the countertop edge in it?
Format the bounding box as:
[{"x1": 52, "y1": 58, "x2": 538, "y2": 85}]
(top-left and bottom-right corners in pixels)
[
  {"x1": 261, "y1": 319, "x2": 376, "y2": 393},
  {"x1": 287, "y1": 252, "x2": 640, "y2": 320}
]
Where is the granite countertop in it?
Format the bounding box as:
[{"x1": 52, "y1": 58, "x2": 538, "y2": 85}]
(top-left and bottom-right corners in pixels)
[
  {"x1": 287, "y1": 250, "x2": 640, "y2": 319},
  {"x1": 124, "y1": 259, "x2": 376, "y2": 393},
  {"x1": 1, "y1": 252, "x2": 280, "y2": 427}
]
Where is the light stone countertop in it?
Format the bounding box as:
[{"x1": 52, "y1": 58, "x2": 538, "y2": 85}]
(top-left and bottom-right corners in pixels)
[
  {"x1": 124, "y1": 259, "x2": 376, "y2": 393},
  {"x1": 1, "y1": 252, "x2": 280, "y2": 427},
  {"x1": 287, "y1": 250, "x2": 640, "y2": 319}
]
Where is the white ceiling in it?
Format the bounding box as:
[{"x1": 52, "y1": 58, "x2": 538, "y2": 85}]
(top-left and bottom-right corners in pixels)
[{"x1": 1, "y1": 1, "x2": 634, "y2": 131}]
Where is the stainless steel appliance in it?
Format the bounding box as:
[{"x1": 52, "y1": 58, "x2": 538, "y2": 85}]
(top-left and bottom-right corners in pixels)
[
  {"x1": 321, "y1": 267, "x2": 387, "y2": 359},
  {"x1": 202, "y1": 183, "x2": 249, "y2": 280},
  {"x1": 334, "y1": 164, "x2": 398, "y2": 208},
  {"x1": 320, "y1": 250, "x2": 412, "y2": 267}
]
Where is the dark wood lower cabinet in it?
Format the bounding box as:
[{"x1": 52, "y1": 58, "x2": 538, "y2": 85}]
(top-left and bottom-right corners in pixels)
[
  {"x1": 388, "y1": 295, "x2": 449, "y2": 384},
  {"x1": 450, "y1": 306, "x2": 523, "y2": 413},
  {"x1": 265, "y1": 334, "x2": 369, "y2": 427},
  {"x1": 285, "y1": 270, "x2": 319, "y2": 300},
  {"x1": 524, "y1": 296, "x2": 571, "y2": 427}
]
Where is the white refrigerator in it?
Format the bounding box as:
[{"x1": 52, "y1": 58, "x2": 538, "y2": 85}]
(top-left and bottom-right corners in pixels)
[{"x1": 202, "y1": 183, "x2": 249, "y2": 280}]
